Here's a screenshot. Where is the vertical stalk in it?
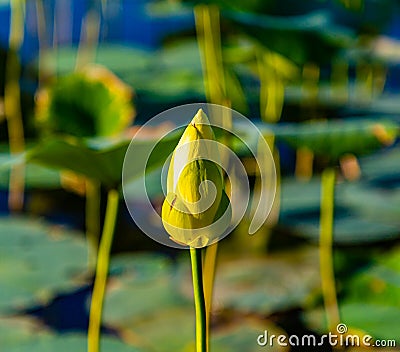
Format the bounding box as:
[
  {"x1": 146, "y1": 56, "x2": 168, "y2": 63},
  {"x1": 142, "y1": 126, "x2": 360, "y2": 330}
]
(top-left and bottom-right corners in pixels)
[
  {"x1": 319, "y1": 168, "x2": 340, "y2": 331},
  {"x1": 194, "y1": 7, "x2": 227, "y2": 350},
  {"x1": 203, "y1": 241, "x2": 217, "y2": 341},
  {"x1": 88, "y1": 189, "x2": 119, "y2": 352},
  {"x1": 190, "y1": 247, "x2": 207, "y2": 352},
  {"x1": 5, "y1": 0, "x2": 26, "y2": 212},
  {"x1": 75, "y1": 8, "x2": 100, "y2": 70},
  {"x1": 85, "y1": 179, "x2": 101, "y2": 270}
]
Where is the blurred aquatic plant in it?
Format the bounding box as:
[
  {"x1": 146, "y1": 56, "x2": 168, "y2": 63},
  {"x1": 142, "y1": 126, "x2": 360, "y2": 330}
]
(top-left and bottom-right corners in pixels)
[
  {"x1": 5, "y1": 0, "x2": 26, "y2": 211},
  {"x1": 277, "y1": 117, "x2": 398, "y2": 331},
  {"x1": 35, "y1": 65, "x2": 134, "y2": 138},
  {"x1": 34, "y1": 63, "x2": 134, "y2": 277},
  {"x1": 31, "y1": 60, "x2": 136, "y2": 352}
]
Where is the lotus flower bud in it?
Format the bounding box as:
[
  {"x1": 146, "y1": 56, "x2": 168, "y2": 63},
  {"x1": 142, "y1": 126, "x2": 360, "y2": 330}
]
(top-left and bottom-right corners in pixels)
[{"x1": 162, "y1": 109, "x2": 231, "y2": 247}]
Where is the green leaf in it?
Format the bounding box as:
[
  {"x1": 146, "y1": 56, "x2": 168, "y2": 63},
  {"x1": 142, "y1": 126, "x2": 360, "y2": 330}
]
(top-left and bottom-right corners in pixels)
[
  {"x1": 212, "y1": 320, "x2": 287, "y2": 352},
  {"x1": 102, "y1": 254, "x2": 184, "y2": 327},
  {"x1": 0, "y1": 152, "x2": 61, "y2": 190},
  {"x1": 210, "y1": 247, "x2": 320, "y2": 314},
  {"x1": 117, "y1": 305, "x2": 286, "y2": 352},
  {"x1": 279, "y1": 177, "x2": 400, "y2": 244},
  {"x1": 0, "y1": 317, "x2": 143, "y2": 352},
  {"x1": 339, "y1": 304, "x2": 400, "y2": 344},
  {"x1": 0, "y1": 217, "x2": 88, "y2": 314},
  {"x1": 275, "y1": 118, "x2": 398, "y2": 161},
  {"x1": 39, "y1": 45, "x2": 151, "y2": 78},
  {"x1": 24, "y1": 133, "x2": 179, "y2": 188},
  {"x1": 344, "y1": 246, "x2": 400, "y2": 308},
  {"x1": 305, "y1": 303, "x2": 400, "y2": 343}
]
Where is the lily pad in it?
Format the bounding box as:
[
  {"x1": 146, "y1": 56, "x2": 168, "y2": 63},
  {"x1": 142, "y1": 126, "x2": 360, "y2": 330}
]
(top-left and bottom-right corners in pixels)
[
  {"x1": 343, "y1": 246, "x2": 400, "y2": 308},
  {"x1": 358, "y1": 147, "x2": 400, "y2": 183},
  {"x1": 305, "y1": 247, "x2": 400, "y2": 343},
  {"x1": 275, "y1": 118, "x2": 397, "y2": 161},
  {"x1": 0, "y1": 217, "x2": 88, "y2": 314},
  {"x1": 304, "y1": 303, "x2": 400, "y2": 344},
  {"x1": 38, "y1": 45, "x2": 152, "y2": 78},
  {"x1": 25, "y1": 133, "x2": 179, "y2": 188},
  {"x1": 279, "y1": 177, "x2": 400, "y2": 244},
  {"x1": 102, "y1": 254, "x2": 185, "y2": 327},
  {"x1": 338, "y1": 183, "x2": 400, "y2": 224},
  {"x1": 175, "y1": 247, "x2": 320, "y2": 315},
  {"x1": 119, "y1": 306, "x2": 286, "y2": 352},
  {"x1": 212, "y1": 320, "x2": 287, "y2": 352},
  {"x1": 0, "y1": 152, "x2": 61, "y2": 190},
  {"x1": 0, "y1": 316, "x2": 143, "y2": 352}
]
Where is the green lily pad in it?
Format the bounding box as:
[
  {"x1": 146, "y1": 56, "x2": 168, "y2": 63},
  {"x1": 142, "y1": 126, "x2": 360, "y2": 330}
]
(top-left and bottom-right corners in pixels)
[
  {"x1": 102, "y1": 254, "x2": 185, "y2": 327},
  {"x1": 338, "y1": 183, "x2": 400, "y2": 224},
  {"x1": 0, "y1": 152, "x2": 61, "y2": 190},
  {"x1": 305, "y1": 247, "x2": 400, "y2": 343},
  {"x1": 0, "y1": 217, "x2": 88, "y2": 314},
  {"x1": 120, "y1": 307, "x2": 195, "y2": 352},
  {"x1": 279, "y1": 177, "x2": 400, "y2": 244},
  {"x1": 286, "y1": 216, "x2": 399, "y2": 244},
  {"x1": 173, "y1": 247, "x2": 320, "y2": 315},
  {"x1": 340, "y1": 304, "x2": 400, "y2": 344},
  {"x1": 358, "y1": 147, "x2": 400, "y2": 181},
  {"x1": 25, "y1": 137, "x2": 130, "y2": 188},
  {"x1": 223, "y1": 10, "x2": 356, "y2": 64},
  {"x1": 24, "y1": 133, "x2": 179, "y2": 188},
  {"x1": 212, "y1": 320, "x2": 287, "y2": 352},
  {"x1": 304, "y1": 303, "x2": 400, "y2": 344},
  {"x1": 275, "y1": 118, "x2": 397, "y2": 161},
  {"x1": 0, "y1": 316, "x2": 143, "y2": 352},
  {"x1": 343, "y1": 246, "x2": 400, "y2": 308},
  {"x1": 119, "y1": 306, "x2": 286, "y2": 352},
  {"x1": 38, "y1": 45, "x2": 152, "y2": 78}
]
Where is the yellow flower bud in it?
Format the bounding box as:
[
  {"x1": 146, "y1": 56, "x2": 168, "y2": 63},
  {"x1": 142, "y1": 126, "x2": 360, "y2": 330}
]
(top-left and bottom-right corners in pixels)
[{"x1": 161, "y1": 109, "x2": 231, "y2": 247}]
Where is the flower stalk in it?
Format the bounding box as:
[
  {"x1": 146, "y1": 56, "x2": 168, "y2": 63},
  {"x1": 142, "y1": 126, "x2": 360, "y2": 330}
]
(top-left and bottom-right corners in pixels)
[
  {"x1": 161, "y1": 109, "x2": 231, "y2": 352},
  {"x1": 88, "y1": 188, "x2": 119, "y2": 352},
  {"x1": 190, "y1": 247, "x2": 207, "y2": 352},
  {"x1": 319, "y1": 168, "x2": 340, "y2": 332}
]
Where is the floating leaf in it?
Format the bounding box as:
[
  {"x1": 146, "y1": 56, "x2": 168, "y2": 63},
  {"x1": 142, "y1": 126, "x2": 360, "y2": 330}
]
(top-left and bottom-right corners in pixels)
[
  {"x1": 279, "y1": 177, "x2": 400, "y2": 244},
  {"x1": 0, "y1": 152, "x2": 60, "y2": 190},
  {"x1": 39, "y1": 45, "x2": 152, "y2": 78},
  {"x1": 102, "y1": 254, "x2": 184, "y2": 327},
  {"x1": 338, "y1": 183, "x2": 400, "y2": 224},
  {"x1": 304, "y1": 303, "x2": 400, "y2": 344},
  {"x1": 275, "y1": 118, "x2": 397, "y2": 161},
  {"x1": 24, "y1": 133, "x2": 179, "y2": 188},
  {"x1": 212, "y1": 320, "x2": 287, "y2": 352},
  {"x1": 343, "y1": 246, "x2": 400, "y2": 308},
  {"x1": 0, "y1": 217, "x2": 88, "y2": 314},
  {"x1": 118, "y1": 306, "x2": 286, "y2": 352},
  {"x1": 358, "y1": 147, "x2": 400, "y2": 182},
  {"x1": 305, "y1": 246, "x2": 400, "y2": 343},
  {"x1": 0, "y1": 317, "x2": 143, "y2": 352},
  {"x1": 177, "y1": 247, "x2": 320, "y2": 315}
]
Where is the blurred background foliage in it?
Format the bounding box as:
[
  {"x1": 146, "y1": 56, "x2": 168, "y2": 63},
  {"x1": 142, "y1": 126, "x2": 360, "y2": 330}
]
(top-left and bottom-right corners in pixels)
[{"x1": 0, "y1": 0, "x2": 400, "y2": 351}]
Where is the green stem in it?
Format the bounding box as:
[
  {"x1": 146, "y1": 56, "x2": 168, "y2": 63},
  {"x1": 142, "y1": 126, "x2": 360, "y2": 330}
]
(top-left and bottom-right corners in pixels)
[
  {"x1": 319, "y1": 168, "x2": 340, "y2": 331},
  {"x1": 88, "y1": 189, "x2": 119, "y2": 352},
  {"x1": 85, "y1": 179, "x2": 101, "y2": 270},
  {"x1": 203, "y1": 242, "x2": 218, "y2": 352},
  {"x1": 190, "y1": 247, "x2": 207, "y2": 352}
]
